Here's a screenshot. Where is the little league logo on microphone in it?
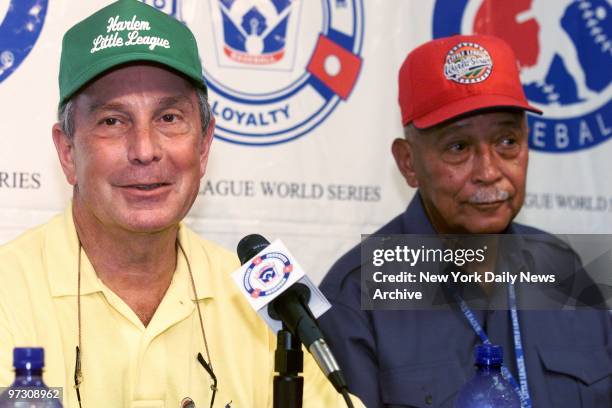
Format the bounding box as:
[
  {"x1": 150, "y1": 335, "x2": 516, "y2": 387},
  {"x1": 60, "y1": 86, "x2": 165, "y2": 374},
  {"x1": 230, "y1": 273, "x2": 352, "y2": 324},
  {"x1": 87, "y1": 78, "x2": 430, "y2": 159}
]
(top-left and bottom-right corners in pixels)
[
  {"x1": 243, "y1": 251, "x2": 293, "y2": 298},
  {"x1": 232, "y1": 239, "x2": 306, "y2": 312},
  {"x1": 232, "y1": 238, "x2": 330, "y2": 332},
  {"x1": 433, "y1": 0, "x2": 611, "y2": 153}
]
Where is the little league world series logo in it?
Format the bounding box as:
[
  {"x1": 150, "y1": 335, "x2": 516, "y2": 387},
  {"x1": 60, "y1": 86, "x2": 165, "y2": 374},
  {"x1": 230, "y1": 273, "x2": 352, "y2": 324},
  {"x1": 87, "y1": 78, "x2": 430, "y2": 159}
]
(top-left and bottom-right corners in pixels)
[
  {"x1": 444, "y1": 42, "x2": 493, "y2": 84},
  {"x1": 145, "y1": 0, "x2": 364, "y2": 146},
  {"x1": 0, "y1": 0, "x2": 47, "y2": 84},
  {"x1": 433, "y1": 0, "x2": 612, "y2": 153},
  {"x1": 243, "y1": 252, "x2": 293, "y2": 298}
]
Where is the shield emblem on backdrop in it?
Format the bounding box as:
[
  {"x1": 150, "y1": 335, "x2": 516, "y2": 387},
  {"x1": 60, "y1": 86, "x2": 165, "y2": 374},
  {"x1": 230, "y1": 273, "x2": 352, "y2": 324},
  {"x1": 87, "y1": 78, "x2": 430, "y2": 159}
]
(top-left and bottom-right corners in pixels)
[
  {"x1": 219, "y1": 0, "x2": 294, "y2": 66},
  {"x1": 143, "y1": 0, "x2": 364, "y2": 145}
]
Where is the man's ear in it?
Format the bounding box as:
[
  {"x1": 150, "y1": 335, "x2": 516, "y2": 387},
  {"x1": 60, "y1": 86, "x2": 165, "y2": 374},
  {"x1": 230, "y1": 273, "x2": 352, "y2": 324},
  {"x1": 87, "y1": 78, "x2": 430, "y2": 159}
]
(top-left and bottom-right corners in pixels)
[
  {"x1": 52, "y1": 123, "x2": 77, "y2": 186},
  {"x1": 199, "y1": 115, "x2": 216, "y2": 178},
  {"x1": 391, "y1": 138, "x2": 419, "y2": 188}
]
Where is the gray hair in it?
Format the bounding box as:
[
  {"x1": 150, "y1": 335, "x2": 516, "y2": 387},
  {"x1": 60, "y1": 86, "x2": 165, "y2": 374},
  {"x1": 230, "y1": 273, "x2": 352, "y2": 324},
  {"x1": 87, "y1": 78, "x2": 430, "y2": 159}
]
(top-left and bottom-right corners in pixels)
[
  {"x1": 57, "y1": 87, "x2": 212, "y2": 139},
  {"x1": 403, "y1": 123, "x2": 417, "y2": 140}
]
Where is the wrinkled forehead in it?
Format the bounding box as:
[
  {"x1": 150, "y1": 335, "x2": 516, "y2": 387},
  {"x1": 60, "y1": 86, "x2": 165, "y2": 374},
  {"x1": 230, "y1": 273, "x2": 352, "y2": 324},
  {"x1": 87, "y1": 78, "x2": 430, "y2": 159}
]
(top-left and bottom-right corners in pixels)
[
  {"x1": 410, "y1": 109, "x2": 527, "y2": 140},
  {"x1": 75, "y1": 63, "x2": 198, "y2": 110}
]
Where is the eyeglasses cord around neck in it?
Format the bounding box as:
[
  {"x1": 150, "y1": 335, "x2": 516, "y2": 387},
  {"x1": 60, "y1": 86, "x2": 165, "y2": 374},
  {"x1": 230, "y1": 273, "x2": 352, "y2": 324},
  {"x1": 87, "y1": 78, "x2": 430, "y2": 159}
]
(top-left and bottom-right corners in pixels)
[{"x1": 74, "y1": 238, "x2": 217, "y2": 407}]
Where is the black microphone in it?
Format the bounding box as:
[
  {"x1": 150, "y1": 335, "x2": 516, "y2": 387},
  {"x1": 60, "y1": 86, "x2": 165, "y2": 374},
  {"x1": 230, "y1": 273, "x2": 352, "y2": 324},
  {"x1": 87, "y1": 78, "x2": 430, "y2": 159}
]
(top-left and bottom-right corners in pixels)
[{"x1": 237, "y1": 234, "x2": 349, "y2": 395}]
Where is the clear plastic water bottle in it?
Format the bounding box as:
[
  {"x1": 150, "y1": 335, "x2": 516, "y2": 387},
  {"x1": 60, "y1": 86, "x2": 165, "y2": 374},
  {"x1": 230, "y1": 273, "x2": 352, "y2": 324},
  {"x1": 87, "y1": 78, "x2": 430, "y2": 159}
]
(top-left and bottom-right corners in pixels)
[
  {"x1": 0, "y1": 348, "x2": 63, "y2": 407},
  {"x1": 454, "y1": 344, "x2": 521, "y2": 408}
]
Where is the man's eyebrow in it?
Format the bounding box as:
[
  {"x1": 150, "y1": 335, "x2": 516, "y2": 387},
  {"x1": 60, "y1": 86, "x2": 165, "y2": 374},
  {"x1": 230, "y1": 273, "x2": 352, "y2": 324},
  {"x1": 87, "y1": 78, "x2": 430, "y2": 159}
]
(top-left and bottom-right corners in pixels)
[
  {"x1": 156, "y1": 95, "x2": 195, "y2": 110},
  {"x1": 88, "y1": 101, "x2": 127, "y2": 114}
]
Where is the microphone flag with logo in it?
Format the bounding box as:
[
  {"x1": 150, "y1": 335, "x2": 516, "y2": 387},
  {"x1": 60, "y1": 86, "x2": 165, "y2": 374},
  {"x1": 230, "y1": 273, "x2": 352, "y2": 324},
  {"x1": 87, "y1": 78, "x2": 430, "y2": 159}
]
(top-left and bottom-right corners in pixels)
[
  {"x1": 233, "y1": 234, "x2": 352, "y2": 397},
  {"x1": 231, "y1": 235, "x2": 331, "y2": 333}
]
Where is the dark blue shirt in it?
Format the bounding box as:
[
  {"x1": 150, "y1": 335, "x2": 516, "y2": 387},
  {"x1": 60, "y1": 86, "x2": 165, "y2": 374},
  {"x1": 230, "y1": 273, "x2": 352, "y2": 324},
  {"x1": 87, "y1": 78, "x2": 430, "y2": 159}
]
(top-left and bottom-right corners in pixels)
[{"x1": 319, "y1": 193, "x2": 612, "y2": 408}]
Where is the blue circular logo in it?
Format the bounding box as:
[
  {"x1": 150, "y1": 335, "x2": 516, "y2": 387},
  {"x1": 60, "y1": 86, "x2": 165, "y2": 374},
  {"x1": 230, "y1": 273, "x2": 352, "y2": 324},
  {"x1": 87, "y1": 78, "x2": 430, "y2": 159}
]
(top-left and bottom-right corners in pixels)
[
  {"x1": 243, "y1": 252, "x2": 293, "y2": 298},
  {"x1": 433, "y1": 0, "x2": 611, "y2": 153},
  {"x1": 0, "y1": 0, "x2": 48, "y2": 84},
  {"x1": 176, "y1": 0, "x2": 364, "y2": 146}
]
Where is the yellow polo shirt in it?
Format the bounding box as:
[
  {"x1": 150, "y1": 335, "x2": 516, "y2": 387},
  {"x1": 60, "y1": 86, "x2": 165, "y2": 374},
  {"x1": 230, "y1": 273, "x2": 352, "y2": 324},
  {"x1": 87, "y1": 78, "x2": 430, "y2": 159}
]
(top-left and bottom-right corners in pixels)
[{"x1": 0, "y1": 207, "x2": 363, "y2": 408}]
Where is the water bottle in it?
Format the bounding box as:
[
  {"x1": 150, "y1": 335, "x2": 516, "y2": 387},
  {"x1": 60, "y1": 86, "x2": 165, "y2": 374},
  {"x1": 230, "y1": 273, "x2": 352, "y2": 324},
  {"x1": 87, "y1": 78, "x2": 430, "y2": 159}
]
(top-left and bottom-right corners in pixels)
[
  {"x1": 454, "y1": 344, "x2": 521, "y2": 408},
  {"x1": 0, "y1": 348, "x2": 63, "y2": 407}
]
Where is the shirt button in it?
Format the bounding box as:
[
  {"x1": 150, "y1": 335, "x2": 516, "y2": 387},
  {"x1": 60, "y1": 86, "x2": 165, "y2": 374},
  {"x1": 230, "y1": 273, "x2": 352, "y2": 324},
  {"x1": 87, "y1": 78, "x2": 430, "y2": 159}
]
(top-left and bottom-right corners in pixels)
[{"x1": 425, "y1": 394, "x2": 433, "y2": 405}]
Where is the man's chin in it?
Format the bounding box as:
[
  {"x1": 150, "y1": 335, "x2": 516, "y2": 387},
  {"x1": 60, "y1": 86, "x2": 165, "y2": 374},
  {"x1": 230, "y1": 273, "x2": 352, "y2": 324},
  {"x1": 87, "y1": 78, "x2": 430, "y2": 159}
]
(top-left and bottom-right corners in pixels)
[
  {"x1": 120, "y1": 212, "x2": 180, "y2": 234},
  {"x1": 460, "y1": 216, "x2": 513, "y2": 234},
  {"x1": 457, "y1": 203, "x2": 519, "y2": 233}
]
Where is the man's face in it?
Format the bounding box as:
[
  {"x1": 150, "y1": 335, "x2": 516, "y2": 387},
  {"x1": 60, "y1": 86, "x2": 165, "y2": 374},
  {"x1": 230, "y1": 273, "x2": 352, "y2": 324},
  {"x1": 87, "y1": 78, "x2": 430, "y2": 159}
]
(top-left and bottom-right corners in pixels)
[
  {"x1": 392, "y1": 111, "x2": 529, "y2": 234},
  {"x1": 53, "y1": 64, "x2": 213, "y2": 234}
]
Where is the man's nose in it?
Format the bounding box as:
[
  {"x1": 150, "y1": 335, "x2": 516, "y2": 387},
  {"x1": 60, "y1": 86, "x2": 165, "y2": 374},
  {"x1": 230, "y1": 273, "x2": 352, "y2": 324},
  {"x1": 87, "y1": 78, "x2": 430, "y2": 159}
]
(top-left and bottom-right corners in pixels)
[
  {"x1": 127, "y1": 123, "x2": 162, "y2": 164},
  {"x1": 471, "y1": 146, "x2": 502, "y2": 184}
]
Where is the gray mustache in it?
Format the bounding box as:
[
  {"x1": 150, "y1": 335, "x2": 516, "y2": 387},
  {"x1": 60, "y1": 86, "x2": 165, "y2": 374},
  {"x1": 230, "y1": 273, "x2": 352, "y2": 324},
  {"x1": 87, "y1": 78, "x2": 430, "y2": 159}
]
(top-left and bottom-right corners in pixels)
[{"x1": 468, "y1": 189, "x2": 510, "y2": 204}]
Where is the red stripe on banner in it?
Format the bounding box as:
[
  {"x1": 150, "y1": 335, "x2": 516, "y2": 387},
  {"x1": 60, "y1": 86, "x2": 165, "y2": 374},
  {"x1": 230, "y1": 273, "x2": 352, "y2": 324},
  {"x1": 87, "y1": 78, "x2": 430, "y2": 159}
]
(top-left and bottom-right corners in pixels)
[{"x1": 306, "y1": 34, "x2": 362, "y2": 100}]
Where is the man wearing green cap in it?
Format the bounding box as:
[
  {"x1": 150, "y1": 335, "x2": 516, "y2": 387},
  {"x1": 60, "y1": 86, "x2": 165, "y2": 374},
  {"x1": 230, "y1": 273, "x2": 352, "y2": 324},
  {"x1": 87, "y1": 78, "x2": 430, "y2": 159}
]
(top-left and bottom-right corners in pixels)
[{"x1": 0, "y1": 1, "x2": 362, "y2": 407}]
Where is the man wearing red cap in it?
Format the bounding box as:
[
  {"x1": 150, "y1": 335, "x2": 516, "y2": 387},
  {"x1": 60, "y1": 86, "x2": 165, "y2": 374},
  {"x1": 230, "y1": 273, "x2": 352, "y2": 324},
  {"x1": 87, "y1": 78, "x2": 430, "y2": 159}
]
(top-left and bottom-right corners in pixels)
[
  {"x1": 318, "y1": 35, "x2": 611, "y2": 408},
  {"x1": 394, "y1": 35, "x2": 542, "y2": 236}
]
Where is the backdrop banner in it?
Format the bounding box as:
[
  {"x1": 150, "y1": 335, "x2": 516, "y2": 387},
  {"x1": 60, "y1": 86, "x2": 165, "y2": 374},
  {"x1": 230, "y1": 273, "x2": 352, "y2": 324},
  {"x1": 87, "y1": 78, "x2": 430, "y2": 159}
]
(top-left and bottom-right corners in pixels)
[{"x1": 1, "y1": 0, "x2": 610, "y2": 282}]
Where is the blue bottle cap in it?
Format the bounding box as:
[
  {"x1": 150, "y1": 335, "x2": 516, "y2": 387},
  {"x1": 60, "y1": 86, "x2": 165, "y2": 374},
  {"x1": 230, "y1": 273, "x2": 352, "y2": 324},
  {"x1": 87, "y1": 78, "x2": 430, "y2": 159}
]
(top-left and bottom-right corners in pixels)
[
  {"x1": 475, "y1": 344, "x2": 503, "y2": 366},
  {"x1": 13, "y1": 347, "x2": 44, "y2": 369}
]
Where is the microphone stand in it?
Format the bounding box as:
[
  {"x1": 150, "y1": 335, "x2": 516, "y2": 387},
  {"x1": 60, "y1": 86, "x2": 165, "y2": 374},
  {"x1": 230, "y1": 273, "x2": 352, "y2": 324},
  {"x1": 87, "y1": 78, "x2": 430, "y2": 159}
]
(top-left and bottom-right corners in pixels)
[{"x1": 273, "y1": 325, "x2": 304, "y2": 408}]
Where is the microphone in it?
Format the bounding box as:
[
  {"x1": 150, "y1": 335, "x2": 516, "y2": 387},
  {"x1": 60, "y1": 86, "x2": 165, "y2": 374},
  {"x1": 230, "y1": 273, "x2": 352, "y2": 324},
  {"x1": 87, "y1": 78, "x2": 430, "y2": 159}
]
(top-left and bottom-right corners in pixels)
[{"x1": 235, "y1": 234, "x2": 349, "y2": 395}]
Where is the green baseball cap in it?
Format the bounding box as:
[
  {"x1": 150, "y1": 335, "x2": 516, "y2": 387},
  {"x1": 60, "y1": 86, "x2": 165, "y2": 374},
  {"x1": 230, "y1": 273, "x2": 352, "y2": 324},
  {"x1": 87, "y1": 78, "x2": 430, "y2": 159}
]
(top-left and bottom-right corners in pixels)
[{"x1": 58, "y1": 0, "x2": 206, "y2": 106}]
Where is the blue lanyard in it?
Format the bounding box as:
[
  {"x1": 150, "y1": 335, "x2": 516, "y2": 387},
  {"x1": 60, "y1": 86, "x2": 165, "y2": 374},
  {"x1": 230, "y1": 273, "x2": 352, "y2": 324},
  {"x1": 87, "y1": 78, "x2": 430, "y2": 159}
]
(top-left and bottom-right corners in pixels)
[{"x1": 453, "y1": 284, "x2": 532, "y2": 408}]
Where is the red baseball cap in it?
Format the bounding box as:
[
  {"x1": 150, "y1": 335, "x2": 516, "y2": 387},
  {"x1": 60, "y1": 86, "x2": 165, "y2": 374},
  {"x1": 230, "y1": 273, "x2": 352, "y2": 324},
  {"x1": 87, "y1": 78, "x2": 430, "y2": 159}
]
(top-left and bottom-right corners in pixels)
[{"x1": 398, "y1": 34, "x2": 542, "y2": 129}]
